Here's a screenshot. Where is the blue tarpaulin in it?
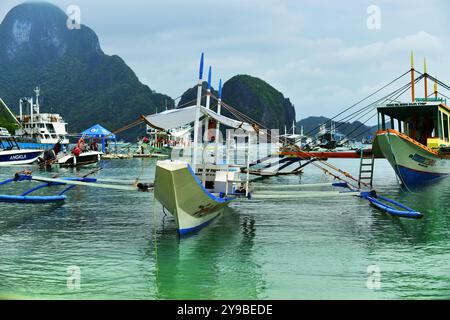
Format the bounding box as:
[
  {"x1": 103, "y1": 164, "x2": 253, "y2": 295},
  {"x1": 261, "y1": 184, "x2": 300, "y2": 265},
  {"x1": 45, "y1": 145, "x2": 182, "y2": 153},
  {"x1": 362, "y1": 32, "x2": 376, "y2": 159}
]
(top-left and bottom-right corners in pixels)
[{"x1": 80, "y1": 124, "x2": 116, "y2": 153}]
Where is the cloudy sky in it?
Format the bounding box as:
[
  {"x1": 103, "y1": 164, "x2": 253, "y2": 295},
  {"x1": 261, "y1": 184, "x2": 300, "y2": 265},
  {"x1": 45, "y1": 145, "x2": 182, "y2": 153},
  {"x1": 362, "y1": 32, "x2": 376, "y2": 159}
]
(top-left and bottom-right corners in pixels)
[{"x1": 1, "y1": 0, "x2": 450, "y2": 123}]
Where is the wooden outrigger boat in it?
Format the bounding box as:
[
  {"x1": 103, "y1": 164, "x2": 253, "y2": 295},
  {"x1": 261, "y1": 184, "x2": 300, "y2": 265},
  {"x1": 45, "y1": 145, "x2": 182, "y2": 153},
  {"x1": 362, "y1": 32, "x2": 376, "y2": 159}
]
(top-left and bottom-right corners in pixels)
[
  {"x1": 144, "y1": 54, "x2": 253, "y2": 234},
  {"x1": 372, "y1": 54, "x2": 450, "y2": 187},
  {"x1": 154, "y1": 160, "x2": 236, "y2": 234},
  {"x1": 144, "y1": 54, "x2": 427, "y2": 232}
]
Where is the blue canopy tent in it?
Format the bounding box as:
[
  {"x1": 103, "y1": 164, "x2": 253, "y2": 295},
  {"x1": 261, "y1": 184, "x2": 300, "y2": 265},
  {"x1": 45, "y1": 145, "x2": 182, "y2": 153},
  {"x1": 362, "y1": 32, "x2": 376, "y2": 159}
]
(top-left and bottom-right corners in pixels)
[{"x1": 80, "y1": 124, "x2": 116, "y2": 153}]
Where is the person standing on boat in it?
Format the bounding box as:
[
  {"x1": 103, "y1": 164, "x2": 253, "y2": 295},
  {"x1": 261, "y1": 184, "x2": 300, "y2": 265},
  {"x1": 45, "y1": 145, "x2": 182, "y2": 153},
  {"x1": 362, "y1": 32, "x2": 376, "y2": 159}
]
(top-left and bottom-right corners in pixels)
[
  {"x1": 39, "y1": 141, "x2": 61, "y2": 164},
  {"x1": 77, "y1": 137, "x2": 86, "y2": 152},
  {"x1": 141, "y1": 136, "x2": 149, "y2": 154},
  {"x1": 89, "y1": 139, "x2": 99, "y2": 151}
]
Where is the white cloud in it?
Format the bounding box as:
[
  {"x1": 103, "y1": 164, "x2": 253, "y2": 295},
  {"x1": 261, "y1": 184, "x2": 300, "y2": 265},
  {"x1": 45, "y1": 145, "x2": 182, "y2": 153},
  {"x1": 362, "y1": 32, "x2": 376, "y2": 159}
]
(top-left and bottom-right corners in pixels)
[{"x1": 337, "y1": 31, "x2": 442, "y2": 61}]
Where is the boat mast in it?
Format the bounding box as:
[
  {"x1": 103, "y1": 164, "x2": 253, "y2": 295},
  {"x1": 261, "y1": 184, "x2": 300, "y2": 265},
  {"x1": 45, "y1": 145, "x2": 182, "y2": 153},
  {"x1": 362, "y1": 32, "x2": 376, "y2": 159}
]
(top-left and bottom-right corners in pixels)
[
  {"x1": 411, "y1": 52, "x2": 415, "y2": 102},
  {"x1": 192, "y1": 53, "x2": 204, "y2": 171},
  {"x1": 206, "y1": 66, "x2": 212, "y2": 111},
  {"x1": 201, "y1": 66, "x2": 212, "y2": 186},
  {"x1": 424, "y1": 58, "x2": 428, "y2": 99},
  {"x1": 214, "y1": 79, "x2": 222, "y2": 164},
  {"x1": 34, "y1": 86, "x2": 40, "y2": 115},
  {"x1": 434, "y1": 81, "x2": 438, "y2": 99},
  {"x1": 30, "y1": 96, "x2": 34, "y2": 125},
  {"x1": 204, "y1": 66, "x2": 211, "y2": 138}
]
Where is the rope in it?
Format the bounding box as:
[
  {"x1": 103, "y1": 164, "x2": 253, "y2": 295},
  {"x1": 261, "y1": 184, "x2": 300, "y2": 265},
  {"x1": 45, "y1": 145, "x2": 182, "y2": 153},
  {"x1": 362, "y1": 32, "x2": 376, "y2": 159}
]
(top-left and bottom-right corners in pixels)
[
  {"x1": 300, "y1": 70, "x2": 411, "y2": 138},
  {"x1": 205, "y1": 71, "x2": 424, "y2": 189},
  {"x1": 208, "y1": 91, "x2": 369, "y2": 188}
]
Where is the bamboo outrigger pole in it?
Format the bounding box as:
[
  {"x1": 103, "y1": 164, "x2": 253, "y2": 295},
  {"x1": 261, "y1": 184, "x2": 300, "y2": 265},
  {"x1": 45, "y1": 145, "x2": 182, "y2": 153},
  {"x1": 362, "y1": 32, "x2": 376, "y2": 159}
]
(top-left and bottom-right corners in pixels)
[{"x1": 411, "y1": 51, "x2": 415, "y2": 102}]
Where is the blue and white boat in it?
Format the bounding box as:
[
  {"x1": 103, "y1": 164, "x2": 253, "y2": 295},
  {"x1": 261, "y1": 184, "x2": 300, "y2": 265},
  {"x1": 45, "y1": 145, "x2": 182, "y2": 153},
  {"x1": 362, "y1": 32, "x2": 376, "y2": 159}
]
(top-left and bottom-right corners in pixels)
[{"x1": 0, "y1": 136, "x2": 43, "y2": 165}]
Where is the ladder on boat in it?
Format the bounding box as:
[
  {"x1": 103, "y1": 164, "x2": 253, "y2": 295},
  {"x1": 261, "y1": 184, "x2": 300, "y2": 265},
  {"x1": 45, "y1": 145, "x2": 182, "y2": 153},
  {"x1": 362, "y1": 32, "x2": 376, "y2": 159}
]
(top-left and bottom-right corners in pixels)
[{"x1": 358, "y1": 151, "x2": 374, "y2": 189}]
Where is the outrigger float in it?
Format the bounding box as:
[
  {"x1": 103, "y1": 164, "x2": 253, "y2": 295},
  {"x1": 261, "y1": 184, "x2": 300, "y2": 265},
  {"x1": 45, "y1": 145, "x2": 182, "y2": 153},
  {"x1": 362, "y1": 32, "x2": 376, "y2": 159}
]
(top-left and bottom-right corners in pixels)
[{"x1": 0, "y1": 171, "x2": 142, "y2": 204}]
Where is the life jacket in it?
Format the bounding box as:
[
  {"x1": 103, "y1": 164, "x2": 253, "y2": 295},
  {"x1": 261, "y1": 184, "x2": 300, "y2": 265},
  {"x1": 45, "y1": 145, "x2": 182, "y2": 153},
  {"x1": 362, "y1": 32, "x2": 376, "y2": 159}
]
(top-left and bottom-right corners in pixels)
[{"x1": 72, "y1": 146, "x2": 81, "y2": 157}]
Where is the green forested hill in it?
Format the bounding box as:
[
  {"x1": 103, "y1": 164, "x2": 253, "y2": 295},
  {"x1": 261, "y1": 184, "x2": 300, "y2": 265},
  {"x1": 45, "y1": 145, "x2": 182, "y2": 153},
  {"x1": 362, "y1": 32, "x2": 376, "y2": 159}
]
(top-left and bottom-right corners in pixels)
[
  {"x1": 178, "y1": 75, "x2": 296, "y2": 130},
  {"x1": 0, "y1": 2, "x2": 173, "y2": 140},
  {"x1": 1, "y1": 2, "x2": 296, "y2": 140}
]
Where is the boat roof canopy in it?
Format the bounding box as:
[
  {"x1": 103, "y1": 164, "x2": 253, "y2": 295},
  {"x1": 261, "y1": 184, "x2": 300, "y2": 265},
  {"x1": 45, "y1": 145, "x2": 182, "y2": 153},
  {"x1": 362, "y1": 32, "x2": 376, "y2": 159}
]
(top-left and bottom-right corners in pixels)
[
  {"x1": 378, "y1": 103, "x2": 442, "y2": 121},
  {"x1": 144, "y1": 105, "x2": 257, "y2": 132}
]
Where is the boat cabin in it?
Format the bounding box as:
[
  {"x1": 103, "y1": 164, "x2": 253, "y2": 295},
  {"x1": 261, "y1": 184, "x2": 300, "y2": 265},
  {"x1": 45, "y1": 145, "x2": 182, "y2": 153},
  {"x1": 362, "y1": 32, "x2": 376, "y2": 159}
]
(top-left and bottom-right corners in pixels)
[{"x1": 377, "y1": 98, "x2": 450, "y2": 150}]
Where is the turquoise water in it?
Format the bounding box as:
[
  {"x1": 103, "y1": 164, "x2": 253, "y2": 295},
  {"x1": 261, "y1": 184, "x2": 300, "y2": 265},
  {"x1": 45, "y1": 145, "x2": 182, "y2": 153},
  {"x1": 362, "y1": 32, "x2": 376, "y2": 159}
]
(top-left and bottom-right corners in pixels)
[{"x1": 0, "y1": 158, "x2": 449, "y2": 299}]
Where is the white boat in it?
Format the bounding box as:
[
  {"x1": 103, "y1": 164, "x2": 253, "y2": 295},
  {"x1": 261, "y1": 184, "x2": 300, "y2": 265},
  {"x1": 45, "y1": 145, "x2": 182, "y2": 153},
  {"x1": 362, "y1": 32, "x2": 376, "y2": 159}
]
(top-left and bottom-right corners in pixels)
[
  {"x1": 57, "y1": 150, "x2": 102, "y2": 167},
  {"x1": 0, "y1": 136, "x2": 43, "y2": 165},
  {"x1": 154, "y1": 160, "x2": 236, "y2": 234},
  {"x1": 13, "y1": 87, "x2": 69, "y2": 149},
  {"x1": 0, "y1": 127, "x2": 11, "y2": 137},
  {"x1": 145, "y1": 55, "x2": 253, "y2": 234}
]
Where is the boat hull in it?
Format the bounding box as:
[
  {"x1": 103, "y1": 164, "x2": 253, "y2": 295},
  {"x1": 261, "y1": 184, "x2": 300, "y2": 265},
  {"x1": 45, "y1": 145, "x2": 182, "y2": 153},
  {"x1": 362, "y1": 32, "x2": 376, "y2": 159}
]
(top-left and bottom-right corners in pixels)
[
  {"x1": 373, "y1": 130, "x2": 450, "y2": 186},
  {"x1": 154, "y1": 160, "x2": 233, "y2": 235},
  {"x1": 57, "y1": 151, "x2": 102, "y2": 167},
  {"x1": 0, "y1": 149, "x2": 43, "y2": 165}
]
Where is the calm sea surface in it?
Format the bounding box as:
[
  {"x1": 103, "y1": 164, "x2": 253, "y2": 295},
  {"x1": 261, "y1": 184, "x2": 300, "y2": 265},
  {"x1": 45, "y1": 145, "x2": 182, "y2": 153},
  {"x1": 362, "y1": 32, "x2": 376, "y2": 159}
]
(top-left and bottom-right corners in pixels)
[{"x1": 0, "y1": 157, "x2": 449, "y2": 299}]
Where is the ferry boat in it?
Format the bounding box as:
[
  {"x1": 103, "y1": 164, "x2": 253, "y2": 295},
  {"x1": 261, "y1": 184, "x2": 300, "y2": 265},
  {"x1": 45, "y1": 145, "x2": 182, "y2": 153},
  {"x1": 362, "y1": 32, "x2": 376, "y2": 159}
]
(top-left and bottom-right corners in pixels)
[
  {"x1": 14, "y1": 87, "x2": 69, "y2": 149},
  {"x1": 372, "y1": 56, "x2": 450, "y2": 187}
]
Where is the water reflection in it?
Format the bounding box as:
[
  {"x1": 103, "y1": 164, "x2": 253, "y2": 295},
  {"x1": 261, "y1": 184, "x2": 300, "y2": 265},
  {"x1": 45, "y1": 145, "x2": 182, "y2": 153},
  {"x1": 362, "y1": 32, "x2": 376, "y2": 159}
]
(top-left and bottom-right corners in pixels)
[{"x1": 152, "y1": 207, "x2": 265, "y2": 299}]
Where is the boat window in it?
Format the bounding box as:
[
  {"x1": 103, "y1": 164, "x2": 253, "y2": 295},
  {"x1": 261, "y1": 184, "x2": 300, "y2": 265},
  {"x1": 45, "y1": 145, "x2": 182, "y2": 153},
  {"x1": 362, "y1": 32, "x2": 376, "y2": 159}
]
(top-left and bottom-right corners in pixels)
[{"x1": 0, "y1": 138, "x2": 14, "y2": 150}]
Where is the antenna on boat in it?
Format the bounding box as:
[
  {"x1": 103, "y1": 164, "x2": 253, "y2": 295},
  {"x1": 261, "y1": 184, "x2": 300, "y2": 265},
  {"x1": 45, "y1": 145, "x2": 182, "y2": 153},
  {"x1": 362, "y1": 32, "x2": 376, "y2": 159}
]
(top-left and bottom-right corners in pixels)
[
  {"x1": 192, "y1": 52, "x2": 204, "y2": 171},
  {"x1": 424, "y1": 57, "x2": 428, "y2": 99},
  {"x1": 410, "y1": 51, "x2": 415, "y2": 102}
]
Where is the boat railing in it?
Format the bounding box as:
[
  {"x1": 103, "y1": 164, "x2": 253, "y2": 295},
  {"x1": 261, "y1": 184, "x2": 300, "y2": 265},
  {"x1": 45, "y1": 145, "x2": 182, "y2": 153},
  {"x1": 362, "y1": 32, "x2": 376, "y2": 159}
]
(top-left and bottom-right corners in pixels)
[
  {"x1": 378, "y1": 129, "x2": 439, "y2": 156},
  {"x1": 223, "y1": 129, "x2": 251, "y2": 197}
]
